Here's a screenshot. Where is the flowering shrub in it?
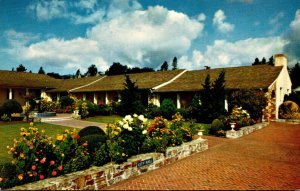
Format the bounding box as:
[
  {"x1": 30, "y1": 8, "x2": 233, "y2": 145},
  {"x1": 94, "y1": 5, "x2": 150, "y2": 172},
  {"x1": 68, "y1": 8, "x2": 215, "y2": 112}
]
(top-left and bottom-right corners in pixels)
[
  {"x1": 3, "y1": 123, "x2": 89, "y2": 188},
  {"x1": 106, "y1": 114, "x2": 148, "y2": 163},
  {"x1": 40, "y1": 99, "x2": 58, "y2": 112},
  {"x1": 223, "y1": 106, "x2": 255, "y2": 130}
]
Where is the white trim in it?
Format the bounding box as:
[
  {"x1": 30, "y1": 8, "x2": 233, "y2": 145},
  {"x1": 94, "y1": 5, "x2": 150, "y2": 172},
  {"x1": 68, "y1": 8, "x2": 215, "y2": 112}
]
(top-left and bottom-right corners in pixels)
[
  {"x1": 152, "y1": 70, "x2": 187, "y2": 90},
  {"x1": 69, "y1": 76, "x2": 106, "y2": 92}
]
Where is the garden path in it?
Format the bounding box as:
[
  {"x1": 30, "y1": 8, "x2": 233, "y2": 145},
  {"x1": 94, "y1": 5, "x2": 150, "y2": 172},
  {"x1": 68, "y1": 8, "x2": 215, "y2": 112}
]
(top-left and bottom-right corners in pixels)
[
  {"x1": 41, "y1": 114, "x2": 107, "y2": 130},
  {"x1": 107, "y1": 122, "x2": 300, "y2": 190}
]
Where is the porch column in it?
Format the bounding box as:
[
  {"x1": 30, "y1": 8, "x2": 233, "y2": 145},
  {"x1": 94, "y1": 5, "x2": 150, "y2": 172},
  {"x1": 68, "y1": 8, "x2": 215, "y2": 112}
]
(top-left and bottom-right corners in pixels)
[
  {"x1": 9, "y1": 88, "x2": 13, "y2": 99},
  {"x1": 41, "y1": 89, "x2": 46, "y2": 99},
  {"x1": 83, "y1": 93, "x2": 86, "y2": 101},
  {"x1": 57, "y1": 93, "x2": 60, "y2": 101},
  {"x1": 153, "y1": 94, "x2": 160, "y2": 107},
  {"x1": 93, "y1": 93, "x2": 97, "y2": 104},
  {"x1": 224, "y1": 99, "x2": 228, "y2": 111},
  {"x1": 105, "y1": 92, "x2": 109, "y2": 104},
  {"x1": 26, "y1": 88, "x2": 29, "y2": 96},
  {"x1": 176, "y1": 93, "x2": 181, "y2": 109}
]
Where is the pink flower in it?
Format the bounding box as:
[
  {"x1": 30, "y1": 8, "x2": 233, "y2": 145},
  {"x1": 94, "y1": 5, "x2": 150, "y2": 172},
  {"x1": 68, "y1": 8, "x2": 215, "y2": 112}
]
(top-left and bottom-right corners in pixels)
[
  {"x1": 39, "y1": 175, "x2": 45, "y2": 180},
  {"x1": 31, "y1": 165, "x2": 36, "y2": 170},
  {"x1": 50, "y1": 160, "x2": 55, "y2": 165},
  {"x1": 40, "y1": 157, "x2": 46, "y2": 164},
  {"x1": 51, "y1": 171, "x2": 57, "y2": 177},
  {"x1": 75, "y1": 135, "x2": 80, "y2": 139},
  {"x1": 58, "y1": 165, "x2": 63, "y2": 171}
]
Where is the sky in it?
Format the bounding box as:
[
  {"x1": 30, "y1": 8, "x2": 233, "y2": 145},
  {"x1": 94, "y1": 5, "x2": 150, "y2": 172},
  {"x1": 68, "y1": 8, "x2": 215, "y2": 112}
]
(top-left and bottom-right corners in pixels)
[{"x1": 0, "y1": 0, "x2": 299, "y2": 75}]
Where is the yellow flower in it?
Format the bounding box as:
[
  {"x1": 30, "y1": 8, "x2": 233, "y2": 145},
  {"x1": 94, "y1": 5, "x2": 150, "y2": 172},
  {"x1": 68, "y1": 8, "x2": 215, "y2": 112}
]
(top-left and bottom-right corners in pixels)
[
  {"x1": 20, "y1": 127, "x2": 25, "y2": 131},
  {"x1": 61, "y1": 153, "x2": 65, "y2": 157},
  {"x1": 18, "y1": 174, "x2": 23, "y2": 180},
  {"x1": 56, "y1": 134, "x2": 63, "y2": 141},
  {"x1": 122, "y1": 153, "x2": 126, "y2": 156},
  {"x1": 30, "y1": 122, "x2": 34, "y2": 126},
  {"x1": 113, "y1": 131, "x2": 119, "y2": 135},
  {"x1": 41, "y1": 129, "x2": 45, "y2": 133},
  {"x1": 20, "y1": 153, "x2": 25, "y2": 159}
]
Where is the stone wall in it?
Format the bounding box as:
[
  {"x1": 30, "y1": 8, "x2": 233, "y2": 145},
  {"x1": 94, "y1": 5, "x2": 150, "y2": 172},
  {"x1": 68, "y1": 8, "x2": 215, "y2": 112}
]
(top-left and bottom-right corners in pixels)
[
  {"x1": 226, "y1": 122, "x2": 269, "y2": 139},
  {"x1": 11, "y1": 138, "x2": 208, "y2": 190}
]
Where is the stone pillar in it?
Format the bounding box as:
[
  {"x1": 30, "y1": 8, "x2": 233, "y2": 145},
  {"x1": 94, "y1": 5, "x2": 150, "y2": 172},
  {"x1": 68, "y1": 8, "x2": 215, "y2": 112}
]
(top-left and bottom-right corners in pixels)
[
  {"x1": 9, "y1": 88, "x2": 13, "y2": 99},
  {"x1": 176, "y1": 93, "x2": 181, "y2": 109},
  {"x1": 93, "y1": 93, "x2": 97, "y2": 104}
]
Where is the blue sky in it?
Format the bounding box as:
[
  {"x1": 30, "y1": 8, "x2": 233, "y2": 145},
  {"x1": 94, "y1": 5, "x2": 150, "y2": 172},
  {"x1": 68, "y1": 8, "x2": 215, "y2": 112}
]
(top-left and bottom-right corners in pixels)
[{"x1": 0, "y1": 0, "x2": 299, "y2": 75}]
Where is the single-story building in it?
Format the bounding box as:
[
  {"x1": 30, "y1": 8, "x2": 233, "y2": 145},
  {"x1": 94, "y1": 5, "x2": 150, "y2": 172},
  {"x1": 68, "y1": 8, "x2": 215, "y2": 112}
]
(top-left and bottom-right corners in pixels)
[{"x1": 0, "y1": 54, "x2": 292, "y2": 120}]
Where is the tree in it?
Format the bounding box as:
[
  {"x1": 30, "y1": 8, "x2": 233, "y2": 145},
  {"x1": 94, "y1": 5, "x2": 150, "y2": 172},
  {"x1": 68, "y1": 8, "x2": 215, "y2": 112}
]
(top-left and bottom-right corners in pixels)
[
  {"x1": 12, "y1": 67, "x2": 14, "y2": 71},
  {"x1": 75, "y1": 69, "x2": 81, "y2": 78},
  {"x1": 119, "y1": 75, "x2": 144, "y2": 116},
  {"x1": 86, "y1": 64, "x2": 98, "y2": 76},
  {"x1": 252, "y1": 58, "x2": 260, "y2": 65},
  {"x1": 16, "y1": 64, "x2": 27, "y2": 72},
  {"x1": 160, "y1": 61, "x2": 168, "y2": 71},
  {"x1": 105, "y1": 62, "x2": 128, "y2": 76},
  {"x1": 47, "y1": 72, "x2": 62, "y2": 79},
  {"x1": 38, "y1": 67, "x2": 45, "y2": 74},
  {"x1": 289, "y1": 62, "x2": 300, "y2": 89},
  {"x1": 268, "y1": 56, "x2": 274, "y2": 66},
  {"x1": 172, "y1": 57, "x2": 177, "y2": 70},
  {"x1": 261, "y1": 57, "x2": 266, "y2": 65},
  {"x1": 212, "y1": 70, "x2": 226, "y2": 116},
  {"x1": 199, "y1": 74, "x2": 214, "y2": 123}
]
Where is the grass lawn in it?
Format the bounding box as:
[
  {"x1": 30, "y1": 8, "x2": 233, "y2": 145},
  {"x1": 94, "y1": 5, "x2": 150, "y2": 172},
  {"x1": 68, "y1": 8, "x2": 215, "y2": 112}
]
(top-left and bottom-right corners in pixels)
[
  {"x1": 0, "y1": 122, "x2": 76, "y2": 165},
  {"x1": 85, "y1": 115, "x2": 123, "y2": 124}
]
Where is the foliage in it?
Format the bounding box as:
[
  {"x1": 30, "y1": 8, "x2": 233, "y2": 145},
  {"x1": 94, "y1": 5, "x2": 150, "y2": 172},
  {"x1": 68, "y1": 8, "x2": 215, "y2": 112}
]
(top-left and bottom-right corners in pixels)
[
  {"x1": 98, "y1": 104, "x2": 112, "y2": 116},
  {"x1": 1, "y1": 114, "x2": 11, "y2": 122},
  {"x1": 119, "y1": 75, "x2": 145, "y2": 116},
  {"x1": 105, "y1": 62, "x2": 128, "y2": 76},
  {"x1": 106, "y1": 114, "x2": 148, "y2": 163},
  {"x1": 228, "y1": 89, "x2": 267, "y2": 121},
  {"x1": 38, "y1": 67, "x2": 45, "y2": 74},
  {"x1": 60, "y1": 96, "x2": 75, "y2": 108},
  {"x1": 160, "y1": 61, "x2": 168, "y2": 71},
  {"x1": 284, "y1": 92, "x2": 300, "y2": 106},
  {"x1": 40, "y1": 99, "x2": 58, "y2": 112},
  {"x1": 16, "y1": 64, "x2": 27, "y2": 72},
  {"x1": 172, "y1": 57, "x2": 177, "y2": 70},
  {"x1": 86, "y1": 64, "x2": 98, "y2": 76},
  {"x1": 187, "y1": 93, "x2": 202, "y2": 121},
  {"x1": 3, "y1": 124, "x2": 90, "y2": 188},
  {"x1": 2, "y1": 99, "x2": 22, "y2": 118},
  {"x1": 279, "y1": 101, "x2": 300, "y2": 119},
  {"x1": 289, "y1": 62, "x2": 300, "y2": 89},
  {"x1": 144, "y1": 104, "x2": 161, "y2": 119},
  {"x1": 223, "y1": 106, "x2": 255, "y2": 130},
  {"x1": 78, "y1": 126, "x2": 106, "y2": 138},
  {"x1": 160, "y1": 99, "x2": 177, "y2": 119},
  {"x1": 209, "y1": 119, "x2": 225, "y2": 136},
  {"x1": 93, "y1": 144, "x2": 109, "y2": 166}
]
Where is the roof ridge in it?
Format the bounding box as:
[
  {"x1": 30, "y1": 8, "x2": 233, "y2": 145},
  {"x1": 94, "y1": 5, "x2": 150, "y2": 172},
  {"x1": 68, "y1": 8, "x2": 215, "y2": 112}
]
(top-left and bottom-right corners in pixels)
[
  {"x1": 69, "y1": 76, "x2": 107, "y2": 92},
  {"x1": 152, "y1": 70, "x2": 187, "y2": 90}
]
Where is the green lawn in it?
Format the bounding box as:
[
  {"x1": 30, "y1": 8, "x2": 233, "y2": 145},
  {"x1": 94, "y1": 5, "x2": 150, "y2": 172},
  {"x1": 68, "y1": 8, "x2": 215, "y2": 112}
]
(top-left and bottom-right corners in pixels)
[
  {"x1": 0, "y1": 122, "x2": 76, "y2": 164},
  {"x1": 85, "y1": 115, "x2": 123, "y2": 124}
]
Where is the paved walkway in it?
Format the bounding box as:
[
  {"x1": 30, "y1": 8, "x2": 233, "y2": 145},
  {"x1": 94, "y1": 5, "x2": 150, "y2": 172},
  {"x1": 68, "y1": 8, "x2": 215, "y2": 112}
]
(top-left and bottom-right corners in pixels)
[
  {"x1": 41, "y1": 114, "x2": 107, "y2": 129},
  {"x1": 106, "y1": 122, "x2": 300, "y2": 190}
]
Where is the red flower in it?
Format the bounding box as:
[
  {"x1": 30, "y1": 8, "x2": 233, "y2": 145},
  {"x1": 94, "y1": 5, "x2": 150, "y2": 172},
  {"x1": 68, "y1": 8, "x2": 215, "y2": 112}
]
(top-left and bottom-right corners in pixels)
[
  {"x1": 50, "y1": 160, "x2": 55, "y2": 165},
  {"x1": 40, "y1": 158, "x2": 46, "y2": 164},
  {"x1": 75, "y1": 135, "x2": 80, "y2": 139},
  {"x1": 33, "y1": 171, "x2": 37, "y2": 177},
  {"x1": 31, "y1": 165, "x2": 36, "y2": 170},
  {"x1": 147, "y1": 126, "x2": 154, "y2": 131},
  {"x1": 58, "y1": 165, "x2": 63, "y2": 171},
  {"x1": 39, "y1": 175, "x2": 45, "y2": 180},
  {"x1": 51, "y1": 171, "x2": 57, "y2": 177}
]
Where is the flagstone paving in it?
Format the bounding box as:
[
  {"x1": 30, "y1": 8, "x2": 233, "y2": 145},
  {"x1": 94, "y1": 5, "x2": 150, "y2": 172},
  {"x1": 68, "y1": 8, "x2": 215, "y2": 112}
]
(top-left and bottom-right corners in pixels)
[{"x1": 107, "y1": 122, "x2": 300, "y2": 190}]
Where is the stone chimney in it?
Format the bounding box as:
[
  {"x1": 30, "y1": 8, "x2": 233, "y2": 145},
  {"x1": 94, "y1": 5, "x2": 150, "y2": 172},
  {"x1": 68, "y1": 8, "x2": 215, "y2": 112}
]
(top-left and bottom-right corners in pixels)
[{"x1": 274, "y1": 54, "x2": 287, "y2": 67}]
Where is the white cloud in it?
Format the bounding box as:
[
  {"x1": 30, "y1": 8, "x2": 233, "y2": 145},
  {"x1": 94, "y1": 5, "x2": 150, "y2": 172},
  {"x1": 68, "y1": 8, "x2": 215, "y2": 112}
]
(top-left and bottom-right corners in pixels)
[
  {"x1": 179, "y1": 37, "x2": 287, "y2": 70},
  {"x1": 73, "y1": 0, "x2": 98, "y2": 10},
  {"x1": 28, "y1": 1, "x2": 68, "y2": 20},
  {"x1": 197, "y1": 13, "x2": 206, "y2": 22},
  {"x1": 283, "y1": 9, "x2": 300, "y2": 63},
  {"x1": 268, "y1": 12, "x2": 284, "y2": 35},
  {"x1": 13, "y1": 5, "x2": 203, "y2": 72},
  {"x1": 4, "y1": 29, "x2": 40, "y2": 47},
  {"x1": 213, "y1": 9, "x2": 235, "y2": 33},
  {"x1": 70, "y1": 10, "x2": 105, "y2": 24}
]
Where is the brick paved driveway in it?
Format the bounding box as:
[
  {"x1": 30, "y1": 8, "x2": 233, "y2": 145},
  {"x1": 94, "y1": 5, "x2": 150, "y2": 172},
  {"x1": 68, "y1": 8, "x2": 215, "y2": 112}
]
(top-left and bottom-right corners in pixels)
[{"x1": 107, "y1": 122, "x2": 300, "y2": 190}]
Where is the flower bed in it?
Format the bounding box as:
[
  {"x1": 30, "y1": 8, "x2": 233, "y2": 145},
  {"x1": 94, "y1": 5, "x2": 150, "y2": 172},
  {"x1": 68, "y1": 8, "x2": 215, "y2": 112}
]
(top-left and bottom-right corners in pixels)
[
  {"x1": 226, "y1": 122, "x2": 269, "y2": 139},
  {"x1": 10, "y1": 138, "x2": 208, "y2": 190}
]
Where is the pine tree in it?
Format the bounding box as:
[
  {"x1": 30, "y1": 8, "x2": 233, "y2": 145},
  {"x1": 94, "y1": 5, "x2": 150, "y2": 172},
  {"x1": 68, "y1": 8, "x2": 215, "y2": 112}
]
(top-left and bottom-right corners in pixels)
[
  {"x1": 160, "y1": 61, "x2": 168, "y2": 71},
  {"x1": 172, "y1": 57, "x2": 177, "y2": 70},
  {"x1": 16, "y1": 64, "x2": 27, "y2": 72},
  {"x1": 268, "y1": 56, "x2": 274, "y2": 66},
  {"x1": 212, "y1": 70, "x2": 226, "y2": 116},
  {"x1": 252, "y1": 58, "x2": 260, "y2": 65},
  {"x1": 261, "y1": 57, "x2": 266, "y2": 65},
  {"x1": 38, "y1": 67, "x2": 45, "y2": 74}
]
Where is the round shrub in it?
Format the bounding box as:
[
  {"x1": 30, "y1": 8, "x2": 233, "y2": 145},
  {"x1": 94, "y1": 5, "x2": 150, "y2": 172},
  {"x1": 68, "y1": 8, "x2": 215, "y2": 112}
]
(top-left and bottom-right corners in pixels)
[
  {"x1": 279, "y1": 101, "x2": 300, "y2": 119},
  {"x1": 60, "y1": 96, "x2": 75, "y2": 108},
  {"x1": 209, "y1": 119, "x2": 224, "y2": 136},
  {"x1": 2, "y1": 99, "x2": 22, "y2": 117},
  {"x1": 78, "y1": 126, "x2": 106, "y2": 138},
  {"x1": 160, "y1": 99, "x2": 177, "y2": 119},
  {"x1": 79, "y1": 134, "x2": 107, "y2": 153},
  {"x1": 93, "y1": 144, "x2": 109, "y2": 166}
]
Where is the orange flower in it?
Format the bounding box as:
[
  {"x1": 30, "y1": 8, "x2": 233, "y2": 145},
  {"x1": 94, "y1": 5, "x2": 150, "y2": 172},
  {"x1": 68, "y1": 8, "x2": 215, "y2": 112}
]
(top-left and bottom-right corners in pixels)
[{"x1": 18, "y1": 174, "x2": 23, "y2": 180}]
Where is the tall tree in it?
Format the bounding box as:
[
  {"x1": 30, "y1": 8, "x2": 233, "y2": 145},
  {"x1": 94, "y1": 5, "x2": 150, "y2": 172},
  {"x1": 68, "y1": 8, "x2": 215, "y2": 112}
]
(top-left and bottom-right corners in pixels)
[
  {"x1": 119, "y1": 75, "x2": 144, "y2": 116},
  {"x1": 86, "y1": 64, "x2": 98, "y2": 76},
  {"x1": 268, "y1": 56, "x2": 274, "y2": 66},
  {"x1": 212, "y1": 70, "x2": 226, "y2": 116},
  {"x1": 105, "y1": 62, "x2": 128, "y2": 76},
  {"x1": 172, "y1": 57, "x2": 178, "y2": 70},
  {"x1": 261, "y1": 57, "x2": 266, "y2": 65},
  {"x1": 75, "y1": 69, "x2": 81, "y2": 78},
  {"x1": 289, "y1": 62, "x2": 300, "y2": 89},
  {"x1": 160, "y1": 61, "x2": 168, "y2": 71},
  {"x1": 12, "y1": 67, "x2": 14, "y2": 71},
  {"x1": 38, "y1": 66, "x2": 45, "y2": 74},
  {"x1": 252, "y1": 58, "x2": 260, "y2": 65},
  {"x1": 16, "y1": 64, "x2": 27, "y2": 72},
  {"x1": 199, "y1": 74, "x2": 214, "y2": 123}
]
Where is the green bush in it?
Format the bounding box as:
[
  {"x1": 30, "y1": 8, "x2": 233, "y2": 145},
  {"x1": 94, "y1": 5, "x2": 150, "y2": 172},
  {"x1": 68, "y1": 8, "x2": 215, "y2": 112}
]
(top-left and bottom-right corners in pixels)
[
  {"x1": 98, "y1": 104, "x2": 112, "y2": 116},
  {"x1": 2, "y1": 99, "x2": 22, "y2": 117},
  {"x1": 160, "y1": 99, "x2": 176, "y2": 119},
  {"x1": 60, "y1": 96, "x2": 75, "y2": 108},
  {"x1": 176, "y1": 108, "x2": 189, "y2": 119},
  {"x1": 279, "y1": 101, "x2": 300, "y2": 119},
  {"x1": 0, "y1": 163, "x2": 17, "y2": 179},
  {"x1": 145, "y1": 104, "x2": 161, "y2": 119},
  {"x1": 79, "y1": 134, "x2": 107, "y2": 154},
  {"x1": 85, "y1": 101, "x2": 99, "y2": 116},
  {"x1": 209, "y1": 119, "x2": 224, "y2": 136},
  {"x1": 78, "y1": 126, "x2": 106, "y2": 138},
  {"x1": 93, "y1": 144, "x2": 109, "y2": 166}
]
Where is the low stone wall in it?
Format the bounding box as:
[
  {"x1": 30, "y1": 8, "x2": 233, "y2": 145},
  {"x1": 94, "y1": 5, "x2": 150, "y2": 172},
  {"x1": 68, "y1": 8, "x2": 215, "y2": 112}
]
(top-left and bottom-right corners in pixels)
[
  {"x1": 11, "y1": 138, "x2": 208, "y2": 190},
  {"x1": 275, "y1": 119, "x2": 300, "y2": 124},
  {"x1": 226, "y1": 122, "x2": 269, "y2": 139}
]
